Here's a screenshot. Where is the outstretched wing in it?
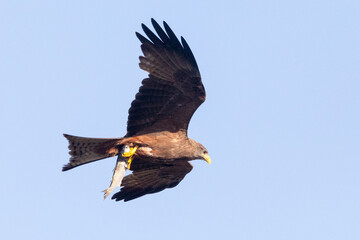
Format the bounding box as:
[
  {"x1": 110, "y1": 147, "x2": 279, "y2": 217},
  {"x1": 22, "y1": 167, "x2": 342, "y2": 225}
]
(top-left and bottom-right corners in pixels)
[
  {"x1": 126, "y1": 19, "x2": 206, "y2": 137},
  {"x1": 111, "y1": 161, "x2": 193, "y2": 202}
]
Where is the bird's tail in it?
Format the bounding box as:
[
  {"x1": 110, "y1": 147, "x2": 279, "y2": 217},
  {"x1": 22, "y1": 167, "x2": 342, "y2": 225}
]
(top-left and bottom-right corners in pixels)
[{"x1": 62, "y1": 134, "x2": 123, "y2": 171}]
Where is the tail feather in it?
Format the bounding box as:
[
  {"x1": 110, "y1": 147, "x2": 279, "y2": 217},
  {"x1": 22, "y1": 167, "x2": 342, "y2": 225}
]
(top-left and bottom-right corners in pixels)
[{"x1": 63, "y1": 134, "x2": 123, "y2": 171}]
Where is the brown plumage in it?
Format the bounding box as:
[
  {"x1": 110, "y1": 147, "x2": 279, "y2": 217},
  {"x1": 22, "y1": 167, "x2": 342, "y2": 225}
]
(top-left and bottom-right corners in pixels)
[{"x1": 63, "y1": 19, "x2": 210, "y2": 202}]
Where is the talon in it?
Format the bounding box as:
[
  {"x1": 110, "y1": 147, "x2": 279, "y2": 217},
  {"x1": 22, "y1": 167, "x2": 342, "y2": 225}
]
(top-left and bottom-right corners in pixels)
[
  {"x1": 122, "y1": 146, "x2": 138, "y2": 157},
  {"x1": 122, "y1": 146, "x2": 138, "y2": 170}
]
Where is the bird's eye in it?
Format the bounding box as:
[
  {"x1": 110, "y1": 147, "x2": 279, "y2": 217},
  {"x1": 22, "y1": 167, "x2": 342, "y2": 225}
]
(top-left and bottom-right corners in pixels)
[{"x1": 203, "y1": 150, "x2": 208, "y2": 154}]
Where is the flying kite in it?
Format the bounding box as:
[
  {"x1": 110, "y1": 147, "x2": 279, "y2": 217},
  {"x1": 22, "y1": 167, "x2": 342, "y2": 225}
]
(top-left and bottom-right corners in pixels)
[{"x1": 63, "y1": 19, "x2": 210, "y2": 202}]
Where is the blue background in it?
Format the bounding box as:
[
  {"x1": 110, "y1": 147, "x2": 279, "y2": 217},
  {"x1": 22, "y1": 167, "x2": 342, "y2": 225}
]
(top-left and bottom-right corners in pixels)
[{"x1": 1, "y1": 1, "x2": 359, "y2": 239}]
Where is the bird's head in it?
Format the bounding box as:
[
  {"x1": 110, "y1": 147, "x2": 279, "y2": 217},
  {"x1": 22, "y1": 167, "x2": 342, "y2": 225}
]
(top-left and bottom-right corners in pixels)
[{"x1": 194, "y1": 142, "x2": 211, "y2": 164}]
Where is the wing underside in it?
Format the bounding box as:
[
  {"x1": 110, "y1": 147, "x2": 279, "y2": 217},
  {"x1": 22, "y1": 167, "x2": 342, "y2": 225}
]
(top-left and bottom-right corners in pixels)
[
  {"x1": 111, "y1": 160, "x2": 193, "y2": 202},
  {"x1": 126, "y1": 19, "x2": 206, "y2": 137}
]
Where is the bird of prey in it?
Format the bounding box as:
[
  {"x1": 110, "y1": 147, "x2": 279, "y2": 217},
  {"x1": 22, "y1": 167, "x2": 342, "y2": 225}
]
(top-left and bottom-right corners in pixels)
[{"x1": 63, "y1": 19, "x2": 210, "y2": 202}]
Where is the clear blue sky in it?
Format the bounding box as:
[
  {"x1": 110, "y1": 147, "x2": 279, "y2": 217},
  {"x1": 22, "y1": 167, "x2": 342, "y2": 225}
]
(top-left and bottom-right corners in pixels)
[{"x1": 1, "y1": 1, "x2": 359, "y2": 239}]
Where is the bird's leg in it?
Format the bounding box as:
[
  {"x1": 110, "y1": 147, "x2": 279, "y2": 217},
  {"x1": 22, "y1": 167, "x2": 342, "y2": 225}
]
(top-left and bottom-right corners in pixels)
[{"x1": 122, "y1": 145, "x2": 138, "y2": 170}]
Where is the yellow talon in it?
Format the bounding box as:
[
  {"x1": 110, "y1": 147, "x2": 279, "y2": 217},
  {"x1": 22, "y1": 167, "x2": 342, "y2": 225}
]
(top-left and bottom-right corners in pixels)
[
  {"x1": 122, "y1": 146, "x2": 138, "y2": 170},
  {"x1": 122, "y1": 146, "x2": 138, "y2": 157}
]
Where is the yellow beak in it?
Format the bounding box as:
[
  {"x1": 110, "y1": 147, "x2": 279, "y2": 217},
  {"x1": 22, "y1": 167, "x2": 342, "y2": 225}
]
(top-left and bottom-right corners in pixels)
[{"x1": 202, "y1": 153, "x2": 211, "y2": 164}]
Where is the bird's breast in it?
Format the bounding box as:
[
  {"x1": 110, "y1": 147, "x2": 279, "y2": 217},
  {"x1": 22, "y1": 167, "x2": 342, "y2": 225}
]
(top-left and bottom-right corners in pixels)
[{"x1": 127, "y1": 131, "x2": 192, "y2": 160}]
